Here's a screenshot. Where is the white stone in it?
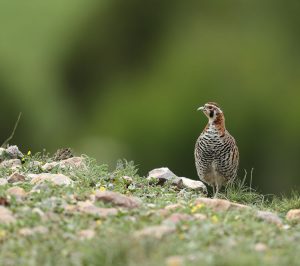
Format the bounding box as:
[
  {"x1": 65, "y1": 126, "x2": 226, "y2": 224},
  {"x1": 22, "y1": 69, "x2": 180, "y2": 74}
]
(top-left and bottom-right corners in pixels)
[
  {"x1": 42, "y1": 157, "x2": 85, "y2": 171},
  {"x1": 0, "y1": 159, "x2": 22, "y2": 169},
  {"x1": 164, "y1": 203, "x2": 183, "y2": 210},
  {"x1": 29, "y1": 161, "x2": 43, "y2": 168},
  {"x1": 0, "y1": 178, "x2": 8, "y2": 186},
  {"x1": 178, "y1": 177, "x2": 207, "y2": 193},
  {"x1": 95, "y1": 191, "x2": 141, "y2": 209},
  {"x1": 134, "y1": 225, "x2": 176, "y2": 239},
  {"x1": 0, "y1": 206, "x2": 16, "y2": 225},
  {"x1": 194, "y1": 198, "x2": 249, "y2": 211},
  {"x1": 148, "y1": 167, "x2": 176, "y2": 180},
  {"x1": 78, "y1": 229, "x2": 96, "y2": 240},
  {"x1": 29, "y1": 173, "x2": 73, "y2": 186},
  {"x1": 6, "y1": 186, "x2": 27, "y2": 199},
  {"x1": 76, "y1": 200, "x2": 118, "y2": 217},
  {"x1": 19, "y1": 226, "x2": 48, "y2": 236},
  {"x1": 256, "y1": 210, "x2": 282, "y2": 226},
  {"x1": 286, "y1": 209, "x2": 300, "y2": 222},
  {"x1": 6, "y1": 145, "x2": 23, "y2": 158},
  {"x1": 254, "y1": 243, "x2": 268, "y2": 252},
  {"x1": 147, "y1": 167, "x2": 181, "y2": 185}
]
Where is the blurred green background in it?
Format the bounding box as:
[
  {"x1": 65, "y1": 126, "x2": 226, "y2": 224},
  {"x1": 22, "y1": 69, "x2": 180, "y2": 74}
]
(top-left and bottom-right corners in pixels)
[{"x1": 0, "y1": 0, "x2": 299, "y2": 194}]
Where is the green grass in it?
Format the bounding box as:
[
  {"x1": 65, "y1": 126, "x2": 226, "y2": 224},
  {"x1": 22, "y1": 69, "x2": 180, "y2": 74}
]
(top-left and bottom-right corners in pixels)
[
  {"x1": 221, "y1": 171, "x2": 265, "y2": 208},
  {"x1": 0, "y1": 154, "x2": 300, "y2": 266}
]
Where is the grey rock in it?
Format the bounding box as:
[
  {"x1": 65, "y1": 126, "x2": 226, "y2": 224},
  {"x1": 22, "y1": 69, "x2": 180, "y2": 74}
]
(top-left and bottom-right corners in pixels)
[
  {"x1": 0, "y1": 159, "x2": 22, "y2": 169},
  {"x1": 41, "y1": 162, "x2": 60, "y2": 171},
  {"x1": 19, "y1": 226, "x2": 49, "y2": 236},
  {"x1": 42, "y1": 211, "x2": 61, "y2": 223},
  {"x1": 147, "y1": 168, "x2": 207, "y2": 193},
  {"x1": 0, "y1": 206, "x2": 16, "y2": 225},
  {"x1": 194, "y1": 198, "x2": 250, "y2": 212},
  {"x1": 6, "y1": 145, "x2": 24, "y2": 159},
  {"x1": 30, "y1": 182, "x2": 51, "y2": 193},
  {"x1": 286, "y1": 209, "x2": 300, "y2": 222},
  {"x1": 163, "y1": 213, "x2": 193, "y2": 225},
  {"x1": 19, "y1": 228, "x2": 35, "y2": 236},
  {"x1": 147, "y1": 167, "x2": 181, "y2": 185},
  {"x1": 147, "y1": 203, "x2": 156, "y2": 208},
  {"x1": 76, "y1": 200, "x2": 118, "y2": 217},
  {"x1": 177, "y1": 177, "x2": 207, "y2": 193},
  {"x1": 134, "y1": 225, "x2": 176, "y2": 239},
  {"x1": 29, "y1": 161, "x2": 43, "y2": 168},
  {"x1": 6, "y1": 186, "x2": 27, "y2": 200},
  {"x1": 256, "y1": 210, "x2": 282, "y2": 226},
  {"x1": 254, "y1": 243, "x2": 268, "y2": 252},
  {"x1": 0, "y1": 178, "x2": 8, "y2": 186},
  {"x1": 42, "y1": 157, "x2": 85, "y2": 172},
  {"x1": 39, "y1": 196, "x2": 67, "y2": 210},
  {"x1": 193, "y1": 213, "x2": 207, "y2": 221},
  {"x1": 78, "y1": 229, "x2": 96, "y2": 240},
  {"x1": 29, "y1": 173, "x2": 73, "y2": 186},
  {"x1": 30, "y1": 226, "x2": 48, "y2": 235},
  {"x1": 164, "y1": 203, "x2": 183, "y2": 211},
  {"x1": 95, "y1": 191, "x2": 141, "y2": 209}
]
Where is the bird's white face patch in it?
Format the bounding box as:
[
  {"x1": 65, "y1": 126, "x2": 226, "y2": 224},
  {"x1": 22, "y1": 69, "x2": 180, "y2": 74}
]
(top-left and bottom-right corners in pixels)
[{"x1": 202, "y1": 104, "x2": 223, "y2": 123}]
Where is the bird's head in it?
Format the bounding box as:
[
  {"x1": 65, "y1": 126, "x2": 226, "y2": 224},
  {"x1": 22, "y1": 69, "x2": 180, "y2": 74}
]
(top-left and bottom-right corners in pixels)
[
  {"x1": 197, "y1": 102, "x2": 225, "y2": 129},
  {"x1": 197, "y1": 102, "x2": 223, "y2": 120}
]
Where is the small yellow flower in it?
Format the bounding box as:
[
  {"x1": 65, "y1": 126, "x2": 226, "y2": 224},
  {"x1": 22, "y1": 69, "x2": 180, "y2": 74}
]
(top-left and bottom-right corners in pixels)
[
  {"x1": 96, "y1": 220, "x2": 102, "y2": 226},
  {"x1": 99, "y1": 187, "x2": 106, "y2": 192},
  {"x1": 178, "y1": 233, "x2": 185, "y2": 240},
  {"x1": 211, "y1": 215, "x2": 219, "y2": 223},
  {"x1": 191, "y1": 203, "x2": 203, "y2": 213},
  {"x1": 27, "y1": 150, "x2": 31, "y2": 156},
  {"x1": 0, "y1": 230, "x2": 6, "y2": 240}
]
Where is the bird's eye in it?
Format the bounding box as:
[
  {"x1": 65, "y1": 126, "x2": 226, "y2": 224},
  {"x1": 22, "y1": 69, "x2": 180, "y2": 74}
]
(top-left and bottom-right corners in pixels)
[{"x1": 208, "y1": 106, "x2": 213, "y2": 110}]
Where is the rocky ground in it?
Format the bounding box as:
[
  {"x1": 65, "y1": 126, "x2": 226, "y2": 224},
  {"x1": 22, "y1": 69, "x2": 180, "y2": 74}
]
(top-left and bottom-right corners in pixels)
[{"x1": 0, "y1": 146, "x2": 300, "y2": 266}]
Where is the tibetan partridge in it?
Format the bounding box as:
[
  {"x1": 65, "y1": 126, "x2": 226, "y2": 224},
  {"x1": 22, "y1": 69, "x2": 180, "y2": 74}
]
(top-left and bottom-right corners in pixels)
[{"x1": 194, "y1": 102, "x2": 239, "y2": 197}]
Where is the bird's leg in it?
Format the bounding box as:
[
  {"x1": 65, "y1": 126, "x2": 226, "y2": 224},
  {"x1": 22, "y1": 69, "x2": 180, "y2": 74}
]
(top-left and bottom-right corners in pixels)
[
  {"x1": 212, "y1": 185, "x2": 215, "y2": 198},
  {"x1": 214, "y1": 184, "x2": 220, "y2": 199}
]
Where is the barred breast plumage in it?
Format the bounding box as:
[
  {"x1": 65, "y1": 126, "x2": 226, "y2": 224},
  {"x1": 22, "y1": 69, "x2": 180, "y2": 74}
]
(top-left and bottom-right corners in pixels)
[{"x1": 194, "y1": 102, "x2": 239, "y2": 197}]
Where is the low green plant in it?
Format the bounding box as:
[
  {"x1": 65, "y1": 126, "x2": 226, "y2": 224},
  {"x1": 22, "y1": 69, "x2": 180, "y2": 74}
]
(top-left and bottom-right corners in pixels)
[{"x1": 0, "y1": 154, "x2": 300, "y2": 266}]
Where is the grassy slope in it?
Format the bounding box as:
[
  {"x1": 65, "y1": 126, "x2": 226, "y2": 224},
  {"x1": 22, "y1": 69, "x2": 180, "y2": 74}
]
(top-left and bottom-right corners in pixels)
[{"x1": 0, "y1": 154, "x2": 300, "y2": 266}]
